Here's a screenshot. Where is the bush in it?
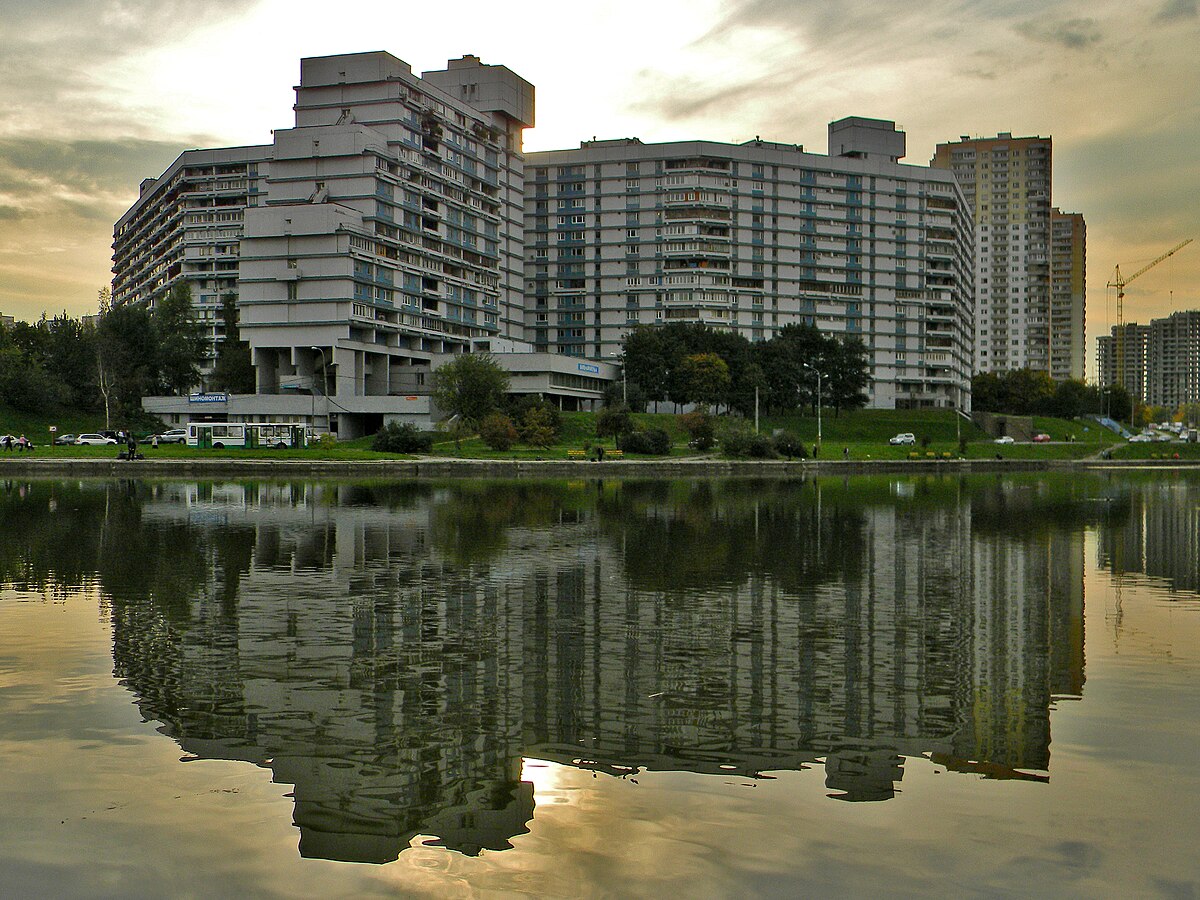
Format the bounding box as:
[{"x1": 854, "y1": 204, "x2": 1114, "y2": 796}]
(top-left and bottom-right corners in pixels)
[
  {"x1": 508, "y1": 395, "x2": 562, "y2": 439},
  {"x1": 479, "y1": 412, "x2": 518, "y2": 451},
  {"x1": 679, "y1": 409, "x2": 716, "y2": 450},
  {"x1": 772, "y1": 431, "x2": 808, "y2": 459},
  {"x1": 519, "y1": 406, "x2": 559, "y2": 448},
  {"x1": 373, "y1": 421, "x2": 434, "y2": 453},
  {"x1": 617, "y1": 426, "x2": 671, "y2": 455},
  {"x1": 720, "y1": 426, "x2": 778, "y2": 459},
  {"x1": 595, "y1": 404, "x2": 633, "y2": 439}
]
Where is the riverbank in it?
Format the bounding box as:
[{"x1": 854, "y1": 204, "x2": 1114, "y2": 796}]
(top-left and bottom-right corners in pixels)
[{"x1": 2, "y1": 455, "x2": 1198, "y2": 479}]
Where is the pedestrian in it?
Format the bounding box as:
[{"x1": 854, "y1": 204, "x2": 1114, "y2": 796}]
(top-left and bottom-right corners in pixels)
[
  {"x1": 152, "y1": 434, "x2": 159, "y2": 449},
  {"x1": 2, "y1": 435, "x2": 10, "y2": 452},
  {"x1": 596, "y1": 445, "x2": 606, "y2": 462},
  {"x1": 842, "y1": 446, "x2": 849, "y2": 459},
  {"x1": 813, "y1": 443, "x2": 819, "y2": 458},
  {"x1": 126, "y1": 433, "x2": 137, "y2": 461},
  {"x1": 17, "y1": 434, "x2": 27, "y2": 452}
]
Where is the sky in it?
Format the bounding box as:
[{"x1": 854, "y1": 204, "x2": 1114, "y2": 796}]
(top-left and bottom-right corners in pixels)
[{"x1": 1, "y1": 0, "x2": 1197, "y2": 378}]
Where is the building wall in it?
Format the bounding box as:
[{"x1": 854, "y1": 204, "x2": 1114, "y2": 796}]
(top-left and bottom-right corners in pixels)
[
  {"x1": 1050, "y1": 209, "x2": 1086, "y2": 380},
  {"x1": 111, "y1": 146, "x2": 272, "y2": 380},
  {"x1": 524, "y1": 120, "x2": 975, "y2": 411},
  {"x1": 1097, "y1": 323, "x2": 1150, "y2": 400},
  {"x1": 1147, "y1": 310, "x2": 1200, "y2": 407},
  {"x1": 931, "y1": 134, "x2": 1056, "y2": 376}
]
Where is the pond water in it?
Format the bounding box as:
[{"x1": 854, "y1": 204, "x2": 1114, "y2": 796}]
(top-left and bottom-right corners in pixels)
[{"x1": 1, "y1": 473, "x2": 1198, "y2": 898}]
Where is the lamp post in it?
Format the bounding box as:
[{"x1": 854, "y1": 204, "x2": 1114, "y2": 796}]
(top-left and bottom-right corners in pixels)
[
  {"x1": 803, "y1": 363, "x2": 822, "y2": 446},
  {"x1": 311, "y1": 346, "x2": 328, "y2": 431}
]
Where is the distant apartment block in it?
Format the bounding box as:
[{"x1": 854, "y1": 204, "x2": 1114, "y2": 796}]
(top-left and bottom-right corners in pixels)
[
  {"x1": 932, "y1": 134, "x2": 1083, "y2": 378},
  {"x1": 1097, "y1": 322, "x2": 1150, "y2": 400},
  {"x1": 1050, "y1": 209, "x2": 1086, "y2": 380},
  {"x1": 525, "y1": 118, "x2": 975, "y2": 410},
  {"x1": 112, "y1": 146, "x2": 272, "y2": 372},
  {"x1": 1147, "y1": 310, "x2": 1200, "y2": 407}
]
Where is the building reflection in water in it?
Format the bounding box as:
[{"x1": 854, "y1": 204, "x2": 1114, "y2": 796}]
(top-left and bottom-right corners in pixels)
[
  {"x1": 0, "y1": 475, "x2": 1105, "y2": 862},
  {"x1": 1096, "y1": 475, "x2": 1200, "y2": 597}
]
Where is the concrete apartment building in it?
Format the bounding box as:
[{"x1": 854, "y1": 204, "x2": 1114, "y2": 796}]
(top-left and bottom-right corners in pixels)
[
  {"x1": 1050, "y1": 209, "x2": 1086, "y2": 380},
  {"x1": 1148, "y1": 310, "x2": 1200, "y2": 407},
  {"x1": 1097, "y1": 322, "x2": 1150, "y2": 401},
  {"x1": 524, "y1": 118, "x2": 976, "y2": 411},
  {"x1": 112, "y1": 146, "x2": 273, "y2": 374},
  {"x1": 931, "y1": 134, "x2": 1085, "y2": 380}
]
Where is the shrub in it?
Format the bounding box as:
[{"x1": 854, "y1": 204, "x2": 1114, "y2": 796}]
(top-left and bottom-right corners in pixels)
[
  {"x1": 773, "y1": 431, "x2": 808, "y2": 459},
  {"x1": 373, "y1": 421, "x2": 434, "y2": 453},
  {"x1": 618, "y1": 426, "x2": 671, "y2": 455},
  {"x1": 479, "y1": 412, "x2": 518, "y2": 451},
  {"x1": 518, "y1": 406, "x2": 559, "y2": 448},
  {"x1": 508, "y1": 395, "x2": 562, "y2": 439},
  {"x1": 720, "y1": 426, "x2": 778, "y2": 459},
  {"x1": 595, "y1": 404, "x2": 633, "y2": 439},
  {"x1": 679, "y1": 409, "x2": 716, "y2": 450}
]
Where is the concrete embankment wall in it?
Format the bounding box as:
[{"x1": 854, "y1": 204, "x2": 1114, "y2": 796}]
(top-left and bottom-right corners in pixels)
[{"x1": 1, "y1": 456, "x2": 1196, "y2": 480}]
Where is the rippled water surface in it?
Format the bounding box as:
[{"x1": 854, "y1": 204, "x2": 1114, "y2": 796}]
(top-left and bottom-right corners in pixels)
[{"x1": 1, "y1": 473, "x2": 1198, "y2": 898}]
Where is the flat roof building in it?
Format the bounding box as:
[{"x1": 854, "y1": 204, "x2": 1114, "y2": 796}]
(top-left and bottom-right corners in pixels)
[{"x1": 524, "y1": 119, "x2": 975, "y2": 410}]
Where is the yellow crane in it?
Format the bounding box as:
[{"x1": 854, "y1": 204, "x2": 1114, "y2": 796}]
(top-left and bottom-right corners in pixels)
[{"x1": 1109, "y1": 238, "x2": 1192, "y2": 389}]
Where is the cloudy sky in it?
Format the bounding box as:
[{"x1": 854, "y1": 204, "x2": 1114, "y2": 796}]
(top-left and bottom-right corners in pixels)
[{"x1": 1, "y1": 0, "x2": 1197, "y2": 375}]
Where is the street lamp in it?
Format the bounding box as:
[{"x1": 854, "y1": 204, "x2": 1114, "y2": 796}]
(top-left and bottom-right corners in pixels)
[
  {"x1": 311, "y1": 346, "x2": 328, "y2": 431},
  {"x1": 803, "y1": 362, "x2": 822, "y2": 446}
]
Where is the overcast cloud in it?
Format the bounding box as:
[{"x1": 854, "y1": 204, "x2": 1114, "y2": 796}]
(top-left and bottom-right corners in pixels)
[{"x1": 0, "y1": 0, "x2": 1196, "y2": 377}]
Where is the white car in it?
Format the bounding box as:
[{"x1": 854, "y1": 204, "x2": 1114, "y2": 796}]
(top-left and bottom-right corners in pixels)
[
  {"x1": 889, "y1": 433, "x2": 916, "y2": 445},
  {"x1": 74, "y1": 433, "x2": 117, "y2": 446},
  {"x1": 994, "y1": 435, "x2": 1015, "y2": 445},
  {"x1": 1128, "y1": 434, "x2": 1153, "y2": 443}
]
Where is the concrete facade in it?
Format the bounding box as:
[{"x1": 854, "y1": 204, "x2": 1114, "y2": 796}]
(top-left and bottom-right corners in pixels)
[
  {"x1": 1148, "y1": 310, "x2": 1200, "y2": 408},
  {"x1": 1097, "y1": 323, "x2": 1150, "y2": 401},
  {"x1": 112, "y1": 146, "x2": 272, "y2": 376},
  {"x1": 524, "y1": 119, "x2": 975, "y2": 410},
  {"x1": 931, "y1": 134, "x2": 1064, "y2": 377},
  {"x1": 1050, "y1": 209, "x2": 1086, "y2": 380}
]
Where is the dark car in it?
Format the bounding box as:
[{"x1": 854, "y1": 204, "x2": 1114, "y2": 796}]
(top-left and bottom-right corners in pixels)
[{"x1": 53, "y1": 433, "x2": 78, "y2": 446}]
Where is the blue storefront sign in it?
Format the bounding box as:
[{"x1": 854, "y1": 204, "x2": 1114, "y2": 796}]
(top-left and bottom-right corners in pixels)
[{"x1": 577, "y1": 363, "x2": 600, "y2": 374}]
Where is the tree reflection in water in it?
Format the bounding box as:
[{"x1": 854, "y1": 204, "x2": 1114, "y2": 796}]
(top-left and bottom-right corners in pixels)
[{"x1": 0, "y1": 473, "x2": 1176, "y2": 863}]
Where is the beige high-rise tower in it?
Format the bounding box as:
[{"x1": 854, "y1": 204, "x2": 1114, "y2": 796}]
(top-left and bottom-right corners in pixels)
[{"x1": 932, "y1": 134, "x2": 1083, "y2": 378}]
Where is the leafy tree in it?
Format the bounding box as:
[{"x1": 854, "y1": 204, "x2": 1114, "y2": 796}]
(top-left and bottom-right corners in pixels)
[
  {"x1": 210, "y1": 293, "x2": 255, "y2": 393},
  {"x1": 96, "y1": 304, "x2": 158, "y2": 425},
  {"x1": 479, "y1": 412, "x2": 518, "y2": 451},
  {"x1": 825, "y1": 337, "x2": 870, "y2": 415},
  {"x1": 0, "y1": 346, "x2": 66, "y2": 411},
  {"x1": 595, "y1": 404, "x2": 633, "y2": 438},
  {"x1": 431, "y1": 352, "x2": 510, "y2": 427},
  {"x1": 679, "y1": 352, "x2": 730, "y2": 409},
  {"x1": 153, "y1": 284, "x2": 207, "y2": 395},
  {"x1": 519, "y1": 406, "x2": 558, "y2": 448}
]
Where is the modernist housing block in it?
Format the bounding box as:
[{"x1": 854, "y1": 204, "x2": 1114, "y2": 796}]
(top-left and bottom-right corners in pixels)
[{"x1": 524, "y1": 118, "x2": 975, "y2": 410}]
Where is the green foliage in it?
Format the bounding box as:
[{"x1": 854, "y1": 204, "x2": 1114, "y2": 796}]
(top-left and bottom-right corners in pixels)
[
  {"x1": 432, "y1": 353, "x2": 510, "y2": 426},
  {"x1": 96, "y1": 303, "x2": 159, "y2": 424},
  {"x1": 153, "y1": 284, "x2": 208, "y2": 394},
  {"x1": 372, "y1": 421, "x2": 434, "y2": 453},
  {"x1": 617, "y1": 426, "x2": 672, "y2": 455},
  {"x1": 479, "y1": 412, "x2": 518, "y2": 451},
  {"x1": 679, "y1": 352, "x2": 731, "y2": 407},
  {"x1": 679, "y1": 408, "x2": 717, "y2": 450},
  {"x1": 772, "y1": 432, "x2": 808, "y2": 459},
  {"x1": 720, "y1": 424, "x2": 779, "y2": 459},
  {"x1": 518, "y1": 406, "x2": 558, "y2": 448},
  {"x1": 0, "y1": 346, "x2": 67, "y2": 411},
  {"x1": 595, "y1": 404, "x2": 634, "y2": 438},
  {"x1": 210, "y1": 293, "x2": 255, "y2": 394}
]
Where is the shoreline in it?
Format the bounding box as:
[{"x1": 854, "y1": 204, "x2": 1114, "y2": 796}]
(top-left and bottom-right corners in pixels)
[{"x1": 1, "y1": 456, "x2": 1197, "y2": 479}]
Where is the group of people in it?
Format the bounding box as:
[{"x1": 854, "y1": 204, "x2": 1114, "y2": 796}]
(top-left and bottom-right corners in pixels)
[{"x1": 1, "y1": 434, "x2": 32, "y2": 452}]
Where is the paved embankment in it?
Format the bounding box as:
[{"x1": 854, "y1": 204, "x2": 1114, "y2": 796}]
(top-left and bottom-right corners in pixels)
[{"x1": 0, "y1": 456, "x2": 1197, "y2": 479}]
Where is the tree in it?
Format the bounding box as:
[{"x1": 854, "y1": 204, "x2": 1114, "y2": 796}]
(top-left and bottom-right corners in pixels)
[
  {"x1": 210, "y1": 293, "x2": 255, "y2": 393},
  {"x1": 825, "y1": 337, "x2": 870, "y2": 415},
  {"x1": 153, "y1": 284, "x2": 207, "y2": 395},
  {"x1": 479, "y1": 412, "x2": 518, "y2": 451},
  {"x1": 431, "y1": 353, "x2": 510, "y2": 427},
  {"x1": 96, "y1": 304, "x2": 158, "y2": 424},
  {"x1": 679, "y1": 352, "x2": 730, "y2": 409}
]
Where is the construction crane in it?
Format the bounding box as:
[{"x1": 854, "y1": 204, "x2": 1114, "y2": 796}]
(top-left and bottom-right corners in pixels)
[{"x1": 1108, "y1": 238, "x2": 1193, "y2": 391}]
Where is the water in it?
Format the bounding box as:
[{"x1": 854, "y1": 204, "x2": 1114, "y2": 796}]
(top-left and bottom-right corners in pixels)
[{"x1": 0, "y1": 473, "x2": 1198, "y2": 898}]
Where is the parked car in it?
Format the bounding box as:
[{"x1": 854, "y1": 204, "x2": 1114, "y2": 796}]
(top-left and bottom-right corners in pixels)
[
  {"x1": 74, "y1": 433, "x2": 117, "y2": 446},
  {"x1": 994, "y1": 435, "x2": 1015, "y2": 445},
  {"x1": 889, "y1": 433, "x2": 916, "y2": 445},
  {"x1": 1032, "y1": 433, "x2": 1052, "y2": 443},
  {"x1": 1128, "y1": 434, "x2": 1153, "y2": 443},
  {"x1": 143, "y1": 429, "x2": 187, "y2": 445},
  {"x1": 53, "y1": 433, "x2": 78, "y2": 446}
]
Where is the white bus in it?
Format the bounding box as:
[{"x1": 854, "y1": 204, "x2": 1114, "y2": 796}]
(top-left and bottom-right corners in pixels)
[{"x1": 186, "y1": 422, "x2": 310, "y2": 449}]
